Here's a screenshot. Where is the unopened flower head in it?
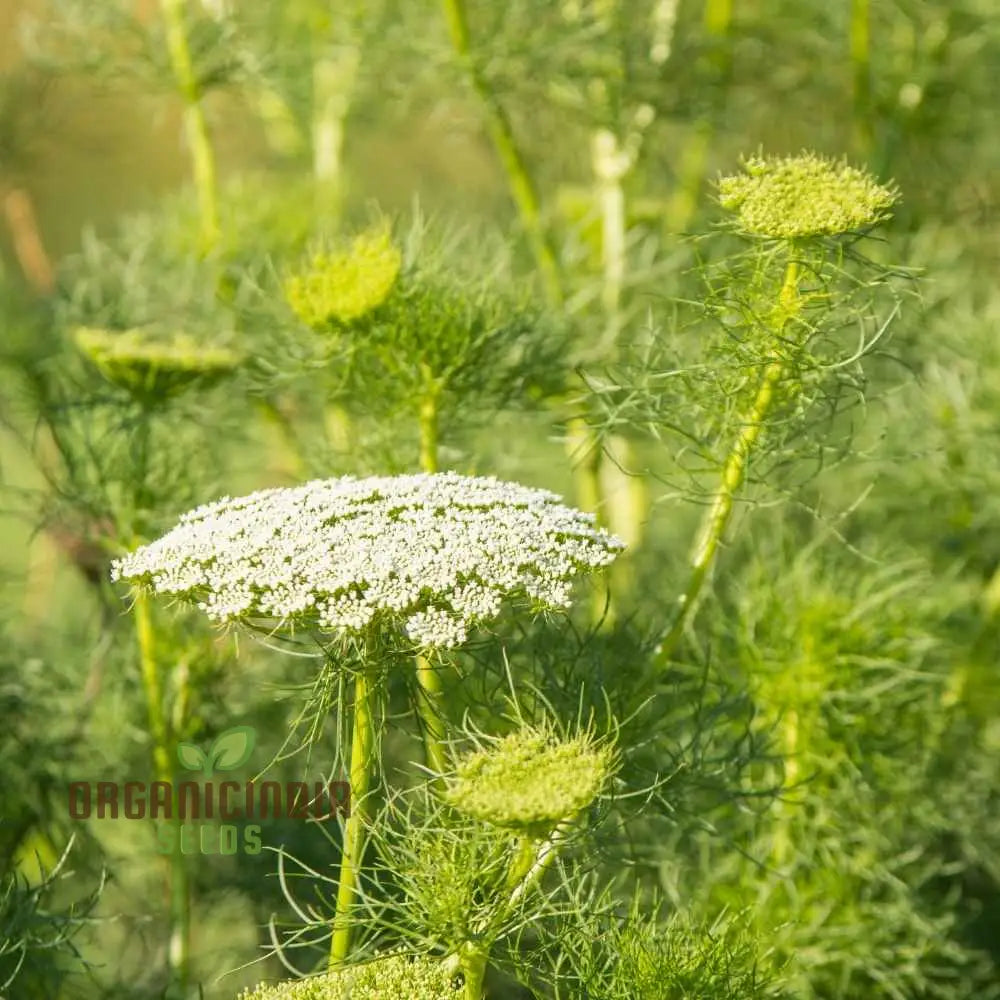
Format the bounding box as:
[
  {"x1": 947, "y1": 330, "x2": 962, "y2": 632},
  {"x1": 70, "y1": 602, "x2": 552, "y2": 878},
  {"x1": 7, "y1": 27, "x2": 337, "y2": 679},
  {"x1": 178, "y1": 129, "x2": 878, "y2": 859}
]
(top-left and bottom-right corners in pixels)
[
  {"x1": 443, "y1": 728, "x2": 616, "y2": 830},
  {"x1": 236, "y1": 954, "x2": 459, "y2": 1000},
  {"x1": 73, "y1": 327, "x2": 243, "y2": 403},
  {"x1": 284, "y1": 226, "x2": 402, "y2": 327},
  {"x1": 110, "y1": 472, "x2": 624, "y2": 649},
  {"x1": 717, "y1": 153, "x2": 898, "y2": 239}
]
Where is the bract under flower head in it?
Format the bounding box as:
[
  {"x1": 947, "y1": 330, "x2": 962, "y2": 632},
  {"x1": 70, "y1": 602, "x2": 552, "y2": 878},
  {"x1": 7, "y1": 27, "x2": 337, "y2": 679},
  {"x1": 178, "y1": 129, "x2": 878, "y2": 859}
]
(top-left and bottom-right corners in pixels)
[
  {"x1": 443, "y1": 728, "x2": 615, "y2": 830},
  {"x1": 237, "y1": 954, "x2": 459, "y2": 1000},
  {"x1": 110, "y1": 472, "x2": 624, "y2": 649},
  {"x1": 717, "y1": 153, "x2": 898, "y2": 239},
  {"x1": 73, "y1": 327, "x2": 243, "y2": 404},
  {"x1": 284, "y1": 226, "x2": 402, "y2": 327}
]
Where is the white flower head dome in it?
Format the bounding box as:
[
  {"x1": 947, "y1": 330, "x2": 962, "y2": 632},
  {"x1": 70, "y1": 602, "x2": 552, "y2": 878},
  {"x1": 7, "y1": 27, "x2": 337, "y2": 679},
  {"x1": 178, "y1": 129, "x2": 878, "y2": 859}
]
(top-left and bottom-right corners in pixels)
[{"x1": 111, "y1": 472, "x2": 625, "y2": 649}]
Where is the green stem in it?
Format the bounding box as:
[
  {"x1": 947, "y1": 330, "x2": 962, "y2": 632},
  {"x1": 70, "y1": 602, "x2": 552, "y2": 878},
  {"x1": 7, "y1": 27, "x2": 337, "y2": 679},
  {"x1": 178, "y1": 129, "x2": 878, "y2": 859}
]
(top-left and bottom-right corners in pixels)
[
  {"x1": 134, "y1": 591, "x2": 190, "y2": 997},
  {"x1": 458, "y1": 823, "x2": 573, "y2": 998},
  {"x1": 256, "y1": 398, "x2": 307, "y2": 480},
  {"x1": 656, "y1": 258, "x2": 800, "y2": 668},
  {"x1": 418, "y1": 376, "x2": 440, "y2": 475},
  {"x1": 415, "y1": 654, "x2": 448, "y2": 776},
  {"x1": 414, "y1": 379, "x2": 449, "y2": 776},
  {"x1": 440, "y1": 0, "x2": 563, "y2": 307},
  {"x1": 566, "y1": 413, "x2": 614, "y2": 624},
  {"x1": 850, "y1": 0, "x2": 873, "y2": 155},
  {"x1": 329, "y1": 664, "x2": 380, "y2": 967},
  {"x1": 312, "y1": 39, "x2": 361, "y2": 218},
  {"x1": 665, "y1": 0, "x2": 732, "y2": 233},
  {"x1": 159, "y1": 0, "x2": 220, "y2": 252},
  {"x1": 135, "y1": 591, "x2": 171, "y2": 786},
  {"x1": 771, "y1": 707, "x2": 800, "y2": 868},
  {"x1": 459, "y1": 943, "x2": 489, "y2": 1000}
]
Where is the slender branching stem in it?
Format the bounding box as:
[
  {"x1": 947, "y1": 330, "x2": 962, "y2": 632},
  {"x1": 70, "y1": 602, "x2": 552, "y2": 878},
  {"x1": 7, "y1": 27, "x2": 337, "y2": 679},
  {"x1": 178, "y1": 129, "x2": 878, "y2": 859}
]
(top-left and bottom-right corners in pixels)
[
  {"x1": 329, "y1": 661, "x2": 380, "y2": 967},
  {"x1": 501, "y1": 823, "x2": 568, "y2": 912},
  {"x1": 440, "y1": 0, "x2": 563, "y2": 307},
  {"x1": 458, "y1": 821, "x2": 574, "y2": 998},
  {"x1": 159, "y1": 0, "x2": 220, "y2": 252},
  {"x1": 656, "y1": 256, "x2": 801, "y2": 668}
]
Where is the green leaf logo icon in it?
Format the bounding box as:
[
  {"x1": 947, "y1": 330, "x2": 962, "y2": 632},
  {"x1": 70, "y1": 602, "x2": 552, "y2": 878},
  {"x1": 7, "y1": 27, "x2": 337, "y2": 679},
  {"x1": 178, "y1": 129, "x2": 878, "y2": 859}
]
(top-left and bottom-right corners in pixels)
[
  {"x1": 210, "y1": 726, "x2": 255, "y2": 771},
  {"x1": 175, "y1": 726, "x2": 256, "y2": 776},
  {"x1": 177, "y1": 742, "x2": 209, "y2": 772}
]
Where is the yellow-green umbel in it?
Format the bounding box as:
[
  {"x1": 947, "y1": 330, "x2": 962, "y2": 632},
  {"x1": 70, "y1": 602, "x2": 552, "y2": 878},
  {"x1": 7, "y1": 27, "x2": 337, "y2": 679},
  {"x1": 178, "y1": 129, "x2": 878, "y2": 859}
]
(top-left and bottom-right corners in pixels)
[
  {"x1": 236, "y1": 955, "x2": 460, "y2": 1000},
  {"x1": 443, "y1": 729, "x2": 615, "y2": 831},
  {"x1": 284, "y1": 226, "x2": 402, "y2": 327},
  {"x1": 73, "y1": 327, "x2": 243, "y2": 405},
  {"x1": 716, "y1": 153, "x2": 898, "y2": 239}
]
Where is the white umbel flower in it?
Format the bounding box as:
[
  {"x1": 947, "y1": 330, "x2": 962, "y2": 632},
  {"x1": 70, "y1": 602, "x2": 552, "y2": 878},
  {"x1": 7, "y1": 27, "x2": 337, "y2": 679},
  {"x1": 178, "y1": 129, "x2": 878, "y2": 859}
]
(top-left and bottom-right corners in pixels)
[{"x1": 111, "y1": 472, "x2": 624, "y2": 649}]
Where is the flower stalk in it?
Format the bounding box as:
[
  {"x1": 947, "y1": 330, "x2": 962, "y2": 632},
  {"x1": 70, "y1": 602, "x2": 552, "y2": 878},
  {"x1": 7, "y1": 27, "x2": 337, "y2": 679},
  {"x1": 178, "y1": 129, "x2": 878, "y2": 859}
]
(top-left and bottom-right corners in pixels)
[
  {"x1": 457, "y1": 821, "x2": 573, "y2": 999},
  {"x1": 851, "y1": 0, "x2": 873, "y2": 155},
  {"x1": 440, "y1": 0, "x2": 563, "y2": 307},
  {"x1": 415, "y1": 372, "x2": 449, "y2": 777},
  {"x1": 134, "y1": 589, "x2": 190, "y2": 997},
  {"x1": 656, "y1": 256, "x2": 801, "y2": 667},
  {"x1": 329, "y1": 660, "x2": 382, "y2": 967},
  {"x1": 158, "y1": 0, "x2": 219, "y2": 252}
]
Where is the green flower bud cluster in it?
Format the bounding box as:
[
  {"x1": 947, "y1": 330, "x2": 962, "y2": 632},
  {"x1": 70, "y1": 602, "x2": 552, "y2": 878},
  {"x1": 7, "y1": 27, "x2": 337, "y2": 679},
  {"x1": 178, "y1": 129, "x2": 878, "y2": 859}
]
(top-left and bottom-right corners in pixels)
[
  {"x1": 350, "y1": 953, "x2": 460, "y2": 1000},
  {"x1": 73, "y1": 326, "x2": 243, "y2": 404},
  {"x1": 717, "y1": 153, "x2": 898, "y2": 239},
  {"x1": 284, "y1": 226, "x2": 402, "y2": 327},
  {"x1": 236, "y1": 954, "x2": 459, "y2": 1000},
  {"x1": 443, "y1": 729, "x2": 615, "y2": 830}
]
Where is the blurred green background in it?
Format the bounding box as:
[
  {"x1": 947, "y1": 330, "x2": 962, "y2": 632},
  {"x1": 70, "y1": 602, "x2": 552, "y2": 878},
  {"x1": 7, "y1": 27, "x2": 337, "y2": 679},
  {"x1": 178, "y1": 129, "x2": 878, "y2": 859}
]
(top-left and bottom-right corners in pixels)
[{"x1": 1, "y1": 1, "x2": 999, "y2": 999}]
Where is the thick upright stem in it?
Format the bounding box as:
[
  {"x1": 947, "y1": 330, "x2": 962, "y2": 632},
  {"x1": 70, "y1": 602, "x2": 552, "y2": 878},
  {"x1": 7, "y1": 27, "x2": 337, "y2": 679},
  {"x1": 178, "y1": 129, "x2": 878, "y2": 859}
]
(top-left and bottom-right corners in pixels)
[
  {"x1": 159, "y1": 0, "x2": 220, "y2": 252},
  {"x1": 441, "y1": 0, "x2": 562, "y2": 307},
  {"x1": 134, "y1": 591, "x2": 190, "y2": 997},
  {"x1": 656, "y1": 258, "x2": 800, "y2": 668},
  {"x1": 329, "y1": 665, "x2": 379, "y2": 967},
  {"x1": 418, "y1": 380, "x2": 440, "y2": 476},
  {"x1": 135, "y1": 592, "x2": 171, "y2": 786}
]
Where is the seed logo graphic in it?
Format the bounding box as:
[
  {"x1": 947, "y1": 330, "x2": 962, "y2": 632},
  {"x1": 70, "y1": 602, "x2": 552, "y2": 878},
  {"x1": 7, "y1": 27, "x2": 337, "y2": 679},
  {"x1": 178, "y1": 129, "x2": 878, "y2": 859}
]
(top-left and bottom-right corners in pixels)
[
  {"x1": 67, "y1": 725, "x2": 350, "y2": 857},
  {"x1": 176, "y1": 725, "x2": 255, "y2": 777}
]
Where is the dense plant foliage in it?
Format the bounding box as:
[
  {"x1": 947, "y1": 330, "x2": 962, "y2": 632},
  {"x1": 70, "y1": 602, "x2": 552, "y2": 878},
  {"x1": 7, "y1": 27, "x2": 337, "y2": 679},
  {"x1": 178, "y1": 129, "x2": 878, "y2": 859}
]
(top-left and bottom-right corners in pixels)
[{"x1": 1, "y1": 1, "x2": 998, "y2": 999}]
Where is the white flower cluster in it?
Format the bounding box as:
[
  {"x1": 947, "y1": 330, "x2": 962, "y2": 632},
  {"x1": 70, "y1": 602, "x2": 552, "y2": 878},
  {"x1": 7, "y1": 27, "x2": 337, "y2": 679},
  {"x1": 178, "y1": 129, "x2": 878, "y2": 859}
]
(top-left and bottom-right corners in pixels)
[{"x1": 111, "y1": 472, "x2": 624, "y2": 648}]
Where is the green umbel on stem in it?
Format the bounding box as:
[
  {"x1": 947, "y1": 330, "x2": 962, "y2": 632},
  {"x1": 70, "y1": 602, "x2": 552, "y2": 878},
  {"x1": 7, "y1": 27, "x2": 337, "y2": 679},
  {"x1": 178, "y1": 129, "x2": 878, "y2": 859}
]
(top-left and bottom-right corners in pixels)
[{"x1": 445, "y1": 728, "x2": 616, "y2": 996}]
